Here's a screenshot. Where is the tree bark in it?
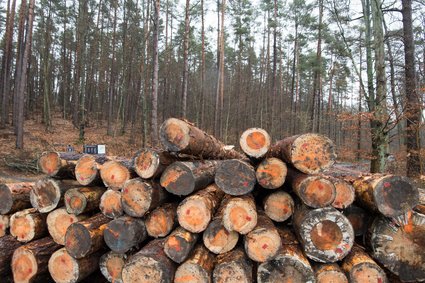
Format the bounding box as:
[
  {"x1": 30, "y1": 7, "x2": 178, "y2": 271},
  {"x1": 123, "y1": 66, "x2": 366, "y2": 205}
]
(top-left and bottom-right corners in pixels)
[
  {"x1": 104, "y1": 216, "x2": 147, "y2": 254},
  {"x1": 174, "y1": 244, "x2": 215, "y2": 283},
  {"x1": 145, "y1": 202, "x2": 178, "y2": 238},
  {"x1": 215, "y1": 159, "x2": 256, "y2": 196},
  {"x1": 0, "y1": 235, "x2": 22, "y2": 275},
  {"x1": 213, "y1": 247, "x2": 253, "y2": 283},
  {"x1": 163, "y1": 226, "x2": 198, "y2": 264},
  {"x1": 0, "y1": 182, "x2": 35, "y2": 214}
]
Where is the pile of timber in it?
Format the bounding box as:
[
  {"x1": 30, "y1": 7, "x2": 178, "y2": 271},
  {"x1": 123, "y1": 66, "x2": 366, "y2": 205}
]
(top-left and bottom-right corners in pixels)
[{"x1": 0, "y1": 117, "x2": 424, "y2": 283}]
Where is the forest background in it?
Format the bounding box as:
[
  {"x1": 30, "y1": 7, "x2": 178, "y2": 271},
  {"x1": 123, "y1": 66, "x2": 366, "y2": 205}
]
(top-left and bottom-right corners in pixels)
[{"x1": 0, "y1": 0, "x2": 424, "y2": 177}]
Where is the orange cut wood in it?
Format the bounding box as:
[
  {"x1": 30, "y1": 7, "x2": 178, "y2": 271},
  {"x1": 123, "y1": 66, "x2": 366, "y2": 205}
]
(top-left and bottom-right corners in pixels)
[
  {"x1": 100, "y1": 189, "x2": 124, "y2": 219},
  {"x1": 239, "y1": 128, "x2": 271, "y2": 159}
]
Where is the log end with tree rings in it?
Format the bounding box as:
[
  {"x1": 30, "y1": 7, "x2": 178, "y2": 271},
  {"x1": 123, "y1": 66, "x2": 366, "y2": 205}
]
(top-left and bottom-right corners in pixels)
[
  {"x1": 222, "y1": 195, "x2": 257, "y2": 235},
  {"x1": 372, "y1": 175, "x2": 418, "y2": 218},
  {"x1": 314, "y1": 263, "x2": 348, "y2": 283},
  {"x1": 289, "y1": 133, "x2": 336, "y2": 174},
  {"x1": 104, "y1": 216, "x2": 147, "y2": 254},
  {"x1": 164, "y1": 227, "x2": 199, "y2": 264},
  {"x1": 145, "y1": 203, "x2": 178, "y2": 238},
  {"x1": 75, "y1": 154, "x2": 99, "y2": 185},
  {"x1": 160, "y1": 118, "x2": 191, "y2": 152},
  {"x1": 174, "y1": 262, "x2": 210, "y2": 283},
  {"x1": 294, "y1": 206, "x2": 354, "y2": 263},
  {"x1": 296, "y1": 175, "x2": 336, "y2": 208},
  {"x1": 100, "y1": 190, "x2": 124, "y2": 219},
  {"x1": 330, "y1": 178, "x2": 355, "y2": 209},
  {"x1": 100, "y1": 161, "x2": 131, "y2": 190},
  {"x1": 10, "y1": 208, "x2": 46, "y2": 242},
  {"x1": 368, "y1": 212, "x2": 425, "y2": 282},
  {"x1": 133, "y1": 148, "x2": 161, "y2": 179},
  {"x1": 38, "y1": 151, "x2": 62, "y2": 176},
  {"x1": 30, "y1": 178, "x2": 63, "y2": 213},
  {"x1": 263, "y1": 191, "x2": 294, "y2": 222},
  {"x1": 203, "y1": 218, "x2": 239, "y2": 254},
  {"x1": 160, "y1": 162, "x2": 197, "y2": 196},
  {"x1": 122, "y1": 179, "x2": 165, "y2": 217},
  {"x1": 11, "y1": 248, "x2": 40, "y2": 283},
  {"x1": 213, "y1": 248, "x2": 253, "y2": 283},
  {"x1": 100, "y1": 251, "x2": 127, "y2": 283},
  {"x1": 47, "y1": 208, "x2": 80, "y2": 245},
  {"x1": 239, "y1": 128, "x2": 271, "y2": 158},
  {"x1": 256, "y1": 158, "x2": 287, "y2": 189},
  {"x1": 64, "y1": 188, "x2": 88, "y2": 215},
  {"x1": 215, "y1": 159, "x2": 256, "y2": 196}
]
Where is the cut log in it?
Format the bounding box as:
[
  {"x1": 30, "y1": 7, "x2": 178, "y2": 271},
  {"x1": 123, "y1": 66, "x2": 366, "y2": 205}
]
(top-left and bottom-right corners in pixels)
[
  {"x1": 174, "y1": 244, "x2": 215, "y2": 283},
  {"x1": 341, "y1": 245, "x2": 388, "y2": 283},
  {"x1": 415, "y1": 204, "x2": 425, "y2": 215},
  {"x1": 164, "y1": 226, "x2": 199, "y2": 264},
  {"x1": 64, "y1": 186, "x2": 105, "y2": 215},
  {"x1": 0, "y1": 182, "x2": 35, "y2": 214},
  {"x1": 269, "y1": 133, "x2": 336, "y2": 174},
  {"x1": 75, "y1": 154, "x2": 109, "y2": 186},
  {"x1": 286, "y1": 168, "x2": 336, "y2": 208},
  {"x1": 65, "y1": 213, "x2": 110, "y2": 259},
  {"x1": 11, "y1": 236, "x2": 61, "y2": 283},
  {"x1": 145, "y1": 203, "x2": 178, "y2": 238},
  {"x1": 239, "y1": 128, "x2": 271, "y2": 159},
  {"x1": 122, "y1": 238, "x2": 176, "y2": 283},
  {"x1": 100, "y1": 160, "x2": 136, "y2": 190},
  {"x1": 133, "y1": 149, "x2": 181, "y2": 179},
  {"x1": 255, "y1": 158, "x2": 287, "y2": 190},
  {"x1": 177, "y1": 184, "x2": 224, "y2": 233},
  {"x1": 215, "y1": 159, "x2": 256, "y2": 196},
  {"x1": 352, "y1": 175, "x2": 418, "y2": 218},
  {"x1": 263, "y1": 190, "x2": 294, "y2": 222},
  {"x1": 314, "y1": 263, "x2": 348, "y2": 283},
  {"x1": 257, "y1": 227, "x2": 315, "y2": 283},
  {"x1": 100, "y1": 189, "x2": 124, "y2": 219},
  {"x1": 342, "y1": 205, "x2": 370, "y2": 237},
  {"x1": 122, "y1": 178, "x2": 168, "y2": 217},
  {"x1": 159, "y1": 118, "x2": 245, "y2": 159},
  {"x1": 10, "y1": 208, "x2": 47, "y2": 242},
  {"x1": 203, "y1": 217, "x2": 239, "y2": 255},
  {"x1": 0, "y1": 214, "x2": 10, "y2": 237},
  {"x1": 30, "y1": 178, "x2": 80, "y2": 213},
  {"x1": 47, "y1": 207, "x2": 87, "y2": 245},
  {"x1": 104, "y1": 216, "x2": 147, "y2": 254},
  {"x1": 368, "y1": 211, "x2": 425, "y2": 282},
  {"x1": 0, "y1": 235, "x2": 22, "y2": 275},
  {"x1": 100, "y1": 251, "x2": 129, "y2": 283},
  {"x1": 293, "y1": 205, "x2": 354, "y2": 263},
  {"x1": 244, "y1": 212, "x2": 281, "y2": 262},
  {"x1": 213, "y1": 247, "x2": 253, "y2": 283},
  {"x1": 222, "y1": 194, "x2": 257, "y2": 235},
  {"x1": 328, "y1": 177, "x2": 355, "y2": 209},
  {"x1": 48, "y1": 247, "x2": 100, "y2": 283},
  {"x1": 160, "y1": 160, "x2": 219, "y2": 196},
  {"x1": 39, "y1": 151, "x2": 81, "y2": 178}
]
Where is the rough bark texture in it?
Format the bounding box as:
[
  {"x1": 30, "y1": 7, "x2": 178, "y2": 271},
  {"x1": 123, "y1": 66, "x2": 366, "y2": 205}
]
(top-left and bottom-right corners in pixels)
[
  {"x1": 160, "y1": 160, "x2": 219, "y2": 196},
  {"x1": 203, "y1": 216, "x2": 239, "y2": 255},
  {"x1": 174, "y1": 244, "x2": 215, "y2": 283},
  {"x1": 0, "y1": 214, "x2": 10, "y2": 237},
  {"x1": 145, "y1": 202, "x2": 178, "y2": 238},
  {"x1": 100, "y1": 189, "x2": 124, "y2": 219},
  {"x1": 293, "y1": 205, "x2": 354, "y2": 263},
  {"x1": 222, "y1": 194, "x2": 258, "y2": 235},
  {"x1": 239, "y1": 128, "x2": 271, "y2": 159},
  {"x1": 163, "y1": 226, "x2": 199, "y2": 264},
  {"x1": 341, "y1": 245, "x2": 388, "y2": 283},
  {"x1": 0, "y1": 182, "x2": 35, "y2": 214},
  {"x1": 255, "y1": 158, "x2": 287, "y2": 190},
  {"x1": 0, "y1": 235, "x2": 22, "y2": 275},
  {"x1": 48, "y1": 247, "x2": 100, "y2": 283},
  {"x1": 368, "y1": 211, "x2": 425, "y2": 282},
  {"x1": 46, "y1": 207, "x2": 87, "y2": 245},
  {"x1": 100, "y1": 160, "x2": 136, "y2": 190},
  {"x1": 65, "y1": 213, "x2": 110, "y2": 259},
  {"x1": 160, "y1": 118, "x2": 245, "y2": 159},
  {"x1": 64, "y1": 186, "x2": 105, "y2": 215},
  {"x1": 122, "y1": 239, "x2": 177, "y2": 283},
  {"x1": 104, "y1": 216, "x2": 147, "y2": 254},
  {"x1": 177, "y1": 183, "x2": 224, "y2": 233},
  {"x1": 215, "y1": 159, "x2": 256, "y2": 196},
  {"x1": 38, "y1": 151, "x2": 82, "y2": 178},
  {"x1": 10, "y1": 208, "x2": 48, "y2": 242},
  {"x1": 263, "y1": 190, "x2": 294, "y2": 222},
  {"x1": 75, "y1": 154, "x2": 110, "y2": 186},
  {"x1": 11, "y1": 237, "x2": 61, "y2": 283},
  {"x1": 268, "y1": 133, "x2": 336, "y2": 174},
  {"x1": 244, "y1": 212, "x2": 281, "y2": 263},
  {"x1": 257, "y1": 227, "x2": 315, "y2": 283},
  {"x1": 122, "y1": 178, "x2": 168, "y2": 217},
  {"x1": 286, "y1": 168, "x2": 336, "y2": 208},
  {"x1": 213, "y1": 247, "x2": 253, "y2": 283},
  {"x1": 352, "y1": 174, "x2": 418, "y2": 218}
]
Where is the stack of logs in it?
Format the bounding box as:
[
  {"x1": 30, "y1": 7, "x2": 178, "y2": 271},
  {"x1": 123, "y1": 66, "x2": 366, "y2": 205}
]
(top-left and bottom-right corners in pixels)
[{"x1": 0, "y1": 117, "x2": 424, "y2": 283}]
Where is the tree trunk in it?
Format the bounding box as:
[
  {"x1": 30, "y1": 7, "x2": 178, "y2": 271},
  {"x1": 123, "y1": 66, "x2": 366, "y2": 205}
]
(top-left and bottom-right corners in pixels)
[
  {"x1": 46, "y1": 207, "x2": 87, "y2": 245},
  {"x1": 174, "y1": 244, "x2": 215, "y2": 283},
  {"x1": 104, "y1": 216, "x2": 147, "y2": 254},
  {"x1": 10, "y1": 208, "x2": 48, "y2": 242},
  {"x1": 64, "y1": 186, "x2": 105, "y2": 215},
  {"x1": 100, "y1": 189, "x2": 124, "y2": 219},
  {"x1": 202, "y1": 216, "x2": 239, "y2": 255},
  {"x1": 256, "y1": 158, "x2": 287, "y2": 190},
  {"x1": 99, "y1": 251, "x2": 129, "y2": 283},
  {"x1": 75, "y1": 154, "x2": 110, "y2": 186},
  {"x1": 0, "y1": 215, "x2": 10, "y2": 237},
  {"x1": 133, "y1": 149, "x2": 180, "y2": 179},
  {"x1": 181, "y1": 0, "x2": 190, "y2": 118},
  {"x1": 213, "y1": 247, "x2": 253, "y2": 283},
  {"x1": 263, "y1": 190, "x2": 294, "y2": 222},
  {"x1": 239, "y1": 128, "x2": 271, "y2": 159},
  {"x1": 151, "y1": 0, "x2": 160, "y2": 145},
  {"x1": 215, "y1": 159, "x2": 256, "y2": 196},
  {"x1": 222, "y1": 194, "x2": 257, "y2": 235},
  {"x1": 99, "y1": 160, "x2": 136, "y2": 190},
  {"x1": 145, "y1": 202, "x2": 178, "y2": 238},
  {"x1": 0, "y1": 182, "x2": 35, "y2": 214},
  {"x1": 328, "y1": 177, "x2": 355, "y2": 209},
  {"x1": 314, "y1": 263, "x2": 348, "y2": 283},
  {"x1": 342, "y1": 205, "x2": 370, "y2": 237},
  {"x1": 38, "y1": 151, "x2": 82, "y2": 178},
  {"x1": 0, "y1": 235, "x2": 22, "y2": 275},
  {"x1": 163, "y1": 226, "x2": 199, "y2": 264}
]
